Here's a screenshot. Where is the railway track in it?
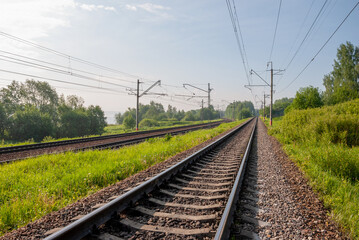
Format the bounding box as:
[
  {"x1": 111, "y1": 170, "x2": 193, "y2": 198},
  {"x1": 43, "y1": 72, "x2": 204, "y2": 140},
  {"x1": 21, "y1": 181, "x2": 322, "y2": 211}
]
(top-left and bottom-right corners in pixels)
[
  {"x1": 44, "y1": 118, "x2": 257, "y2": 240},
  {"x1": 0, "y1": 121, "x2": 226, "y2": 164}
]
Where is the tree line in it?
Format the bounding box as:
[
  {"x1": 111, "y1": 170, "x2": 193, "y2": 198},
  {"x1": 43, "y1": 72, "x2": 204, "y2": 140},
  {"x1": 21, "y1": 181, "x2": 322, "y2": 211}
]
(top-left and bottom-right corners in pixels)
[
  {"x1": 260, "y1": 42, "x2": 359, "y2": 116},
  {"x1": 224, "y1": 100, "x2": 255, "y2": 120},
  {"x1": 115, "y1": 101, "x2": 221, "y2": 129},
  {"x1": 0, "y1": 80, "x2": 106, "y2": 142}
]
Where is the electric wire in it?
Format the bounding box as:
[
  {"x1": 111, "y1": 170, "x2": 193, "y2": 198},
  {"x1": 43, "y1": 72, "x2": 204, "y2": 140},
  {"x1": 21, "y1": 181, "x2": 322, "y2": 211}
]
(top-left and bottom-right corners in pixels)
[
  {"x1": 0, "y1": 69, "x2": 130, "y2": 94},
  {"x1": 283, "y1": 0, "x2": 329, "y2": 71},
  {"x1": 269, "y1": 0, "x2": 283, "y2": 62},
  {"x1": 0, "y1": 50, "x2": 137, "y2": 84},
  {"x1": 225, "y1": 0, "x2": 250, "y2": 84},
  {"x1": 279, "y1": 0, "x2": 315, "y2": 69},
  {"x1": 0, "y1": 31, "x2": 140, "y2": 80},
  {"x1": 231, "y1": 0, "x2": 251, "y2": 83},
  {"x1": 278, "y1": 1, "x2": 359, "y2": 93},
  {"x1": 0, "y1": 77, "x2": 124, "y2": 96},
  {"x1": 0, "y1": 55, "x2": 135, "y2": 90}
]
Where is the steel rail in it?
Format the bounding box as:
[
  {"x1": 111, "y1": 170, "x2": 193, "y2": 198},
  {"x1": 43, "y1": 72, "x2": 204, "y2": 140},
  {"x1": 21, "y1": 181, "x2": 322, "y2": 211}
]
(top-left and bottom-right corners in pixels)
[
  {"x1": 44, "y1": 118, "x2": 254, "y2": 240},
  {"x1": 0, "y1": 120, "x2": 226, "y2": 154},
  {"x1": 214, "y1": 117, "x2": 257, "y2": 239}
]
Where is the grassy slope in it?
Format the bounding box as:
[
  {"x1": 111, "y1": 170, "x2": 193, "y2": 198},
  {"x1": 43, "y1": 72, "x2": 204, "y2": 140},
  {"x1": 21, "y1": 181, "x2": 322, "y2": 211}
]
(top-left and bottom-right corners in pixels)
[
  {"x1": 265, "y1": 99, "x2": 359, "y2": 239},
  {"x1": 0, "y1": 119, "x2": 246, "y2": 235}
]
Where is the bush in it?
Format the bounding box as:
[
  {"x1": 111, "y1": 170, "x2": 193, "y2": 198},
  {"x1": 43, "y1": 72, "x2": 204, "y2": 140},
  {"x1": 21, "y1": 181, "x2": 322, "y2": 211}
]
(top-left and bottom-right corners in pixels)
[
  {"x1": 139, "y1": 119, "x2": 159, "y2": 128},
  {"x1": 8, "y1": 107, "x2": 54, "y2": 142},
  {"x1": 273, "y1": 99, "x2": 359, "y2": 146},
  {"x1": 123, "y1": 115, "x2": 136, "y2": 129}
]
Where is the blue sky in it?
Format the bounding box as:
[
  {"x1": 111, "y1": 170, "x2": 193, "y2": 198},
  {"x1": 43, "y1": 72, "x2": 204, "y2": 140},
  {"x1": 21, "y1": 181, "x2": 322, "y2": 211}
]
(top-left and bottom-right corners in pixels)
[{"x1": 0, "y1": 0, "x2": 358, "y2": 114}]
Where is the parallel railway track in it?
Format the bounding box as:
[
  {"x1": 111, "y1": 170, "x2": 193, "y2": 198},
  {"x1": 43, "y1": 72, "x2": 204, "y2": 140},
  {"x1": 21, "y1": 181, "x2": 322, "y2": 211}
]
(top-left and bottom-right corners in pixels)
[
  {"x1": 44, "y1": 118, "x2": 257, "y2": 240},
  {"x1": 0, "y1": 121, "x2": 226, "y2": 164}
]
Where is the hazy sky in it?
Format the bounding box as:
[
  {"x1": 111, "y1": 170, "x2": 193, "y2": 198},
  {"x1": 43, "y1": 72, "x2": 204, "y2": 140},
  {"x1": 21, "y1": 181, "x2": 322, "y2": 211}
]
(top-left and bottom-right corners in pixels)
[{"x1": 0, "y1": 0, "x2": 358, "y2": 114}]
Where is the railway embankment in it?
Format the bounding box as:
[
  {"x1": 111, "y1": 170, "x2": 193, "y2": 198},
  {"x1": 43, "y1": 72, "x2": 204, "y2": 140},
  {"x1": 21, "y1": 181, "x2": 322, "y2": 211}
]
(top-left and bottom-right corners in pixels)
[{"x1": 266, "y1": 99, "x2": 359, "y2": 239}]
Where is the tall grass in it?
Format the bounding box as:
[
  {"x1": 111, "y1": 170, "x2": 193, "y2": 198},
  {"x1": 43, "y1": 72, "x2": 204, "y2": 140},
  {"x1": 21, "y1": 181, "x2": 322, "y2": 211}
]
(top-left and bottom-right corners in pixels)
[
  {"x1": 267, "y1": 99, "x2": 359, "y2": 238},
  {"x1": 0, "y1": 120, "x2": 245, "y2": 235}
]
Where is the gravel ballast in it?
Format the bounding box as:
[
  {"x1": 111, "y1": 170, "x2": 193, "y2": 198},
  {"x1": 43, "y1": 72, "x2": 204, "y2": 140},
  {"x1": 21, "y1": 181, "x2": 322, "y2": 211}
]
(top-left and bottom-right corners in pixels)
[{"x1": 232, "y1": 119, "x2": 348, "y2": 239}]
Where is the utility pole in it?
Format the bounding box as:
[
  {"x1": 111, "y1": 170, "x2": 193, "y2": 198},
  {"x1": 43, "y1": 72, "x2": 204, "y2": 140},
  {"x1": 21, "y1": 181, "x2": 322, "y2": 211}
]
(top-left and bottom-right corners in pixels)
[
  {"x1": 129, "y1": 80, "x2": 166, "y2": 131},
  {"x1": 136, "y1": 79, "x2": 140, "y2": 130},
  {"x1": 183, "y1": 83, "x2": 213, "y2": 108},
  {"x1": 247, "y1": 64, "x2": 283, "y2": 126},
  {"x1": 263, "y1": 92, "x2": 270, "y2": 120},
  {"x1": 267, "y1": 62, "x2": 284, "y2": 126},
  {"x1": 263, "y1": 93, "x2": 265, "y2": 119},
  {"x1": 270, "y1": 63, "x2": 274, "y2": 126},
  {"x1": 208, "y1": 83, "x2": 211, "y2": 107},
  {"x1": 201, "y1": 99, "x2": 204, "y2": 121},
  {"x1": 232, "y1": 101, "x2": 235, "y2": 120}
]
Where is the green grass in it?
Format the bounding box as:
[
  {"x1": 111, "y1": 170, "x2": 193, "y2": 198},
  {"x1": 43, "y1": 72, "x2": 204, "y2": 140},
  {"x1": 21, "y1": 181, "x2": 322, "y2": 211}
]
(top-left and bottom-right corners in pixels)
[
  {"x1": 0, "y1": 119, "x2": 246, "y2": 236},
  {"x1": 266, "y1": 100, "x2": 359, "y2": 239},
  {"x1": 0, "y1": 119, "x2": 221, "y2": 148}
]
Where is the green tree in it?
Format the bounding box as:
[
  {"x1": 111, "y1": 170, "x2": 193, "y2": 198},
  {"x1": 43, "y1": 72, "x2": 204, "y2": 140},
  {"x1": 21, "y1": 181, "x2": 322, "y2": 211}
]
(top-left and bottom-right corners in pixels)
[
  {"x1": 58, "y1": 108, "x2": 90, "y2": 137},
  {"x1": 115, "y1": 112, "x2": 122, "y2": 124},
  {"x1": 239, "y1": 108, "x2": 252, "y2": 119},
  {"x1": 139, "y1": 118, "x2": 159, "y2": 128},
  {"x1": 291, "y1": 86, "x2": 323, "y2": 110},
  {"x1": 225, "y1": 101, "x2": 254, "y2": 120},
  {"x1": 183, "y1": 111, "x2": 196, "y2": 121},
  {"x1": 123, "y1": 114, "x2": 136, "y2": 129},
  {"x1": 323, "y1": 42, "x2": 359, "y2": 105},
  {"x1": 87, "y1": 105, "x2": 107, "y2": 135},
  {"x1": 174, "y1": 110, "x2": 185, "y2": 121},
  {"x1": 0, "y1": 80, "x2": 58, "y2": 115},
  {"x1": 65, "y1": 95, "x2": 84, "y2": 109},
  {"x1": 144, "y1": 101, "x2": 166, "y2": 120},
  {"x1": 9, "y1": 106, "x2": 54, "y2": 141},
  {"x1": 166, "y1": 105, "x2": 177, "y2": 118},
  {"x1": 0, "y1": 103, "x2": 8, "y2": 138}
]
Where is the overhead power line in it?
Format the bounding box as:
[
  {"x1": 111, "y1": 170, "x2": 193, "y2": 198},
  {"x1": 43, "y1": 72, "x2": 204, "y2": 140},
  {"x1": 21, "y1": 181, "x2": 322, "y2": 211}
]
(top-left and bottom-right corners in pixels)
[
  {"x1": 225, "y1": 0, "x2": 250, "y2": 84},
  {"x1": 231, "y1": 0, "x2": 251, "y2": 82},
  {"x1": 269, "y1": 0, "x2": 283, "y2": 62},
  {"x1": 283, "y1": 0, "x2": 329, "y2": 71},
  {"x1": 279, "y1": 1, "x2": 359, "y2": 92},
  {"x1": 279, "y1": 0, "x2": 315, "y2": 77},
  {"x1": 0, "y1": 50, "x2": 136, "y2": 84},
  {"x1": 0, "y1": 68, "x2": 129, "y2": 94},
  {"x1": 0, "y1": 31, "x2": 140, "y2": 79},
  {"x1": 0, "y1": 54, "x2": 134, "y2": 90}
]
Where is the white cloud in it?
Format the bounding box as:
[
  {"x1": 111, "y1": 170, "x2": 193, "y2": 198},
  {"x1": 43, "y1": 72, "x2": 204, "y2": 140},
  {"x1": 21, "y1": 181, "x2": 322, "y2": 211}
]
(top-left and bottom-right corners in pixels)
[
  {"x1": 137, "y1": 3, "x2": 170, "y2": 13},
  {"x1": 126, "y1": 4, "x2": 137, "y2": 11},
  {"x1": 78, "y1": 4, "x2": 116, "y2": 12},
  {"x1": 0, "y1": 1, "x2": 116, "y2": 41},
  {"x1": 125, "y1": 3, "x2": 172, "y2": 19},
  {"x1": 0, "y1": 0, "x2": 75, "y2": 41}
]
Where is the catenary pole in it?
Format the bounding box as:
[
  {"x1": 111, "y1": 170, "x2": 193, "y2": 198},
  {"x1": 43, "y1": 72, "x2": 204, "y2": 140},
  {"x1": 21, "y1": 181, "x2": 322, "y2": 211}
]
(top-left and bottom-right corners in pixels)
[{"x1": 136, "y1": 79, "x2": 140, "y2": 130}]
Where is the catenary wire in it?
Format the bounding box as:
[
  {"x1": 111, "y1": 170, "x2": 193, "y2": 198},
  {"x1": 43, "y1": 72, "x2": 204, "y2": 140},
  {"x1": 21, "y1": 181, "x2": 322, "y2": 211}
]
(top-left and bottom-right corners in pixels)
[
  {"x1": 231, "y1": 0, "x2": 251, "y2": 83},
  {"x1": 0, "y1": 31, "x2": 140, "y2": 80},
  {"x1": 0, "y1": 50, "x2": 137, "y2": 84},
  {"x1": 283, "y1": 0, "x2": 329, "y2": 71},
  {"x1": 279, "y1": 0, "x2": 315, "y2": 69},
  {"x1": 269, "y1": 0, "x2": 283, "y2": 62},
  {"x1": 225, "y1": 0, "x2": 250, "y2": 85},
  {"x1": 0, "y1": 69, "x2": 130, "y2": 94},
  {"x1": 278, "y1": 1, "x2": 359, "y2": 93},
  {"x1": 0, "y1": 55, "x2": 135, "y2": 90}
]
